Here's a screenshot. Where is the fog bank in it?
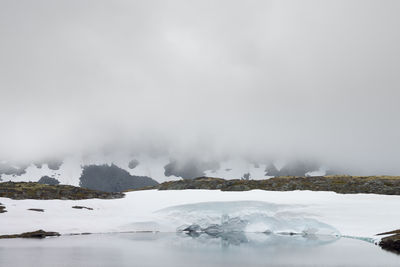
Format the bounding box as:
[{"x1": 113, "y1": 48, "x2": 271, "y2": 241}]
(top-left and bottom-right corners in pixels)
[{"x1": 1, "y1": 0, "x2": 399, "y2": 175}]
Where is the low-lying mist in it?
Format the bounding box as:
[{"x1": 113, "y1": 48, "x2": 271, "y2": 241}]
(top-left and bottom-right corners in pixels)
[{"x1": 1, "y1": 0, "x2": 399, "y2": 175}]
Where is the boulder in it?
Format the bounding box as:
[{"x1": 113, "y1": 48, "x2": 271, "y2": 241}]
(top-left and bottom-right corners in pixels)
[{"x1": 379, "y1": 234, "x2": 400, "y2": 254}]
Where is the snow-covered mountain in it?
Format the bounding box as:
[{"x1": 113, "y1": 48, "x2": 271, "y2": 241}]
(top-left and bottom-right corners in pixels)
[{"x1": 0, "y1": 155, "x2": 327, "y2": 187}]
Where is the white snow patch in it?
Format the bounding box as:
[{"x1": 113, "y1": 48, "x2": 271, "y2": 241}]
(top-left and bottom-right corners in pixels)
[{"x1": 1, "y1": 190, "x2": 399, "y2": 241}]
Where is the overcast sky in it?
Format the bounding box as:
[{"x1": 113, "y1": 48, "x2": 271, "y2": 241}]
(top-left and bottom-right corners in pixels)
[{"x1": 0, "y1": 0, "x2": 399, "y2": 174}]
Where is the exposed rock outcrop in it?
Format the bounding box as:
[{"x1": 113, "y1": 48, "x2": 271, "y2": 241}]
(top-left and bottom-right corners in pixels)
[
  {"x1": 158, "y1": 176, "x2": 400, "y2": 195},
  {"x1": 0, "y1": 182, "x2": 124, "y2": 200},
  {"x1": 38, "y1": 176, "x2": 60, "y2": 185},
  {"x1": 0, "y1": 230, "x2": 60, "y2": 239},
  {"x1": 379, "y1": 235, "x2": 400, "y2": 254},
  {"x1": 378, "y1": 229, "x2": 400, "y2": 254},
  {"x1": 0, "y1": 203, "x2": 6, "y2": 213}
]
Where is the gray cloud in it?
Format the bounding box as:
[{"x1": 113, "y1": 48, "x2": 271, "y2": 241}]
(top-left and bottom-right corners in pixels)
[{"x1": 0, "y1": 0, "x2": 399, "y2": 175}]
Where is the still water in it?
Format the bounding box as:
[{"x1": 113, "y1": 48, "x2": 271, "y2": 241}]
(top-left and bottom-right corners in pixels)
[{"x1": 0, "y1": 233, "x2": 398, "y2": 267}]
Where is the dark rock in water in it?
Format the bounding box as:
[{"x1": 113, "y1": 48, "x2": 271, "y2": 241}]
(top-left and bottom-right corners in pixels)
[
  {"x1": 183, "y1": 224, "x2": 201, "y2": 233},
  {"x1": 180, "y1": 216, "x2": 248, "y2": 238},
  {"x1": 38, "y1": 176, "x2": 60, "y2": 186},
  {"x1": 176, "y1": 224, "x2": 190, "y2": 232},
  {"x1": 128, "y1": 159, "x2": 139, "y2": 169},
  {"x1": 0, "y1": 203, "x2": 6, "y2": 213},
  {"x1": 0, "y1": 230, "x2": 60, "y2": 239},
  {"x1": 28, "y1": 208, "x2": 44, "y2": 212},
  {"x1": 72, "y1": 205, "x2": 93, "y2": 210},
  {"x1": 0, "y1": 181, "x2": 124, "y2": 200},
  {"x1": 378, "y1": 229, "x2": 400, "y2": 254},
  {"x1": 203, "y1": 224, "x2": 222, "y2": 236},
  {"x1": 79, "y1": 164, "x2": 158, "y2": 193},
  {"x1": 185, "y1": 231, "x2": 201, "y2": 238},
  {"x1": 379, "y1": 234, "x2": 400, "y2": 254}
]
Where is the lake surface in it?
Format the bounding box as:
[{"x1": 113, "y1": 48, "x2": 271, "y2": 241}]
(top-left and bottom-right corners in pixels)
[{"x1": 0, "y1": 233, "x2": 398, "y2": 267}]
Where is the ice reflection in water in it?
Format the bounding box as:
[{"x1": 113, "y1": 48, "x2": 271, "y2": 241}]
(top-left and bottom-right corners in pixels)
[
  {"x1": 0, "y1": 233, "x2": 399, "y2": 267},
  {"x1": 177, "y1": 231, "x2": 340, "y2": 248}
]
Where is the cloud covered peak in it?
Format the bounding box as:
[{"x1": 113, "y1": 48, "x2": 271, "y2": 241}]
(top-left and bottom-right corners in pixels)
[{"x1": 0, "y1": 0, "x2": 399, "y2": 175}]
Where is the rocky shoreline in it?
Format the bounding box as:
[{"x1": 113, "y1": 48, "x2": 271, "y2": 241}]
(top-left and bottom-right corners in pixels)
[
  {"x1": 377, "y1": 230, "x2": 400, "y2": 254},
  {"x1": 0, "y1": 182, "x2": 124, "y2": 200},
  {"x1": 0, "y1": 230, "x2": 60, "y2": 239},
  {"x1": 0, "y1": 203, "x2": 6, "y2": 213},
  {"x1": 156, "y1": 176, "x2": 400, "y2": 195}
]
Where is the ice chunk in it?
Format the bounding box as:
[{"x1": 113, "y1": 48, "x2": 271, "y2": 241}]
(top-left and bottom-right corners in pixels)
[{"x1": 156, "y1": 201, "x2": 340, "y2": 237}]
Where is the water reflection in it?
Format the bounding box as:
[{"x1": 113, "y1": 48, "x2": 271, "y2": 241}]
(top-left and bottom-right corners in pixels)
[
  {"x1": 0, "y1": 233, "x2": 398, "y2": 267},
  {"x1": 178, "y1": 231, "x2": 340, "y2": 249}
]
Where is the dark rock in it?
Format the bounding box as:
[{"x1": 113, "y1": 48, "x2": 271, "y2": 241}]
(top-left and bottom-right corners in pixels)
[
  {"x1": 377, "y1": 229, "x2": 400, "y2": 236},
  {"x1": 38, "y1": 176, "x2": 60, "y2": 185},
  {"x1": 224, "y1": 184, "x2": 251, "y2": 191},
  {"x1": 0, "y1": 181, "x2": 124, "y2": 200},
  {"x1": 72, "y1": 206, "x2": 93, "y2": 210},
  {"x1": 157, "y1": 176, "x2": 400, "y2": 195},
  {"x1": 379, "y1": 234, "x2": 400, "y2": 254},
  {"x1": 203, "y1": 224, "x2": 222, "y2": 236},
  {"x1": 0, "y1": 230, "x2": 60, "y2": 239},
  {"x1": 79, "y1": 164, "x2": 158, "y2": 193},
  {"x1": 183, "y1": 224, "x2": 201, "y2": 233},
  {"x1": 28, "y1": 208, "x2": 44, "y2": 212},
  {"x1": 185, "y1": 231, "x2": 201, "y2": 237},
  {"x1": 0, "y1": 203, "x2": 6, "y2": 213}
]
